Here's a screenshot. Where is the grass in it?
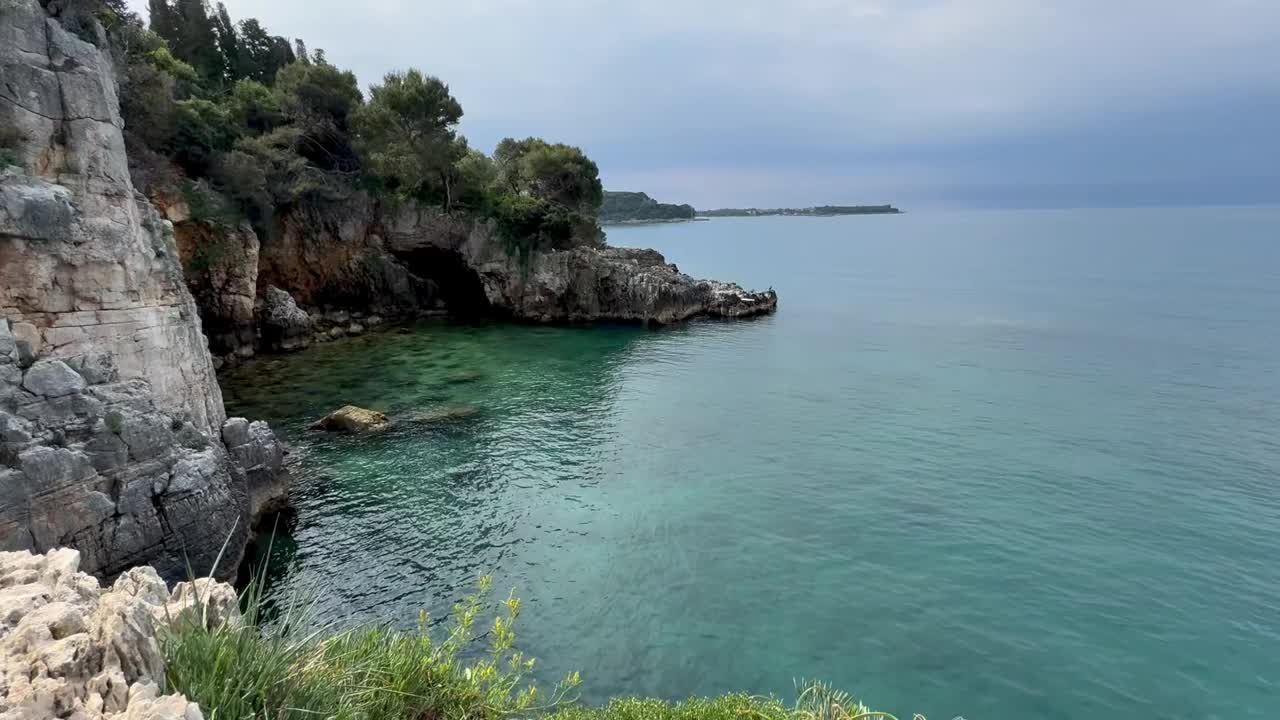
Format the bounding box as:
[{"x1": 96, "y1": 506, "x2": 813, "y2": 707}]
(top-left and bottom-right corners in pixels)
[{"x1": 161, "y1": 573, "x2": 933, "y2": 720}]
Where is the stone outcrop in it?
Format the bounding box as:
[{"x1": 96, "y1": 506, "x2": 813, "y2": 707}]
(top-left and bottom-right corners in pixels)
[
  {"x1": 172, "y1": 220, "x2": 260, "y2": 361},
  {"x1": 382, "y1": 208, "x2": 778, "y2": 324},
  {"x1": 257, "y1": 286, "x2": 312, "y2": 353},
  {"x1": 0, "y1": 0, "x2": 288, "y2": 579},
  {"x1": 0, "y1": 548, "x2": 234, "y2": 719},
  {"x1": 310, "y1": 405, "x2": 389, "y2": 434},
  {"x1": 172, "y1": 201, "x2": 775, "y2": 358}
]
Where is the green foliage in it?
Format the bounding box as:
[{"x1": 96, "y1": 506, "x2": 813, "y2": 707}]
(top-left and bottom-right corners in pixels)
[
  {"x1": 492, "y1": 194, "x2": 581, "y2": 264},
  {"x1": 494, "y1": 137, "x2": 604, "y2": 214},
  {"x1": 162, "y1": 576, "x2": 582, "y2": 720},
  {"x1": 228, "y1": 79, "x2": 284, "y2": 135},
  {"x1": 148, "y1": 0, "x2": 231, "y2": 89},
  {"x1": 170, "y1": 98, "x2": 238, "y2": 174},
  {"x1": 181, "y1": 179, "x2": 240, "y2": 228},
  {"x1": 120, "y1": 61, "x2": 178, "y2": 149},
  {"x1": 454, "y1": 148, "x2": 500, "y2": 211},
  {"x1": 234, "y1": 127, "x2": 353, "y2": 206},
  {"x1": 211, "y1": 149, "x2": 271, "y2": 225},
  {"x1": 356, "y1": 69, "x2": 464, "y2": 207},
  {"x1": 274, "y1": 60, "x2": 363, "y2": 129},
  {"x1": 234, "y1": 18, "x2": 294, "y2": 84}
]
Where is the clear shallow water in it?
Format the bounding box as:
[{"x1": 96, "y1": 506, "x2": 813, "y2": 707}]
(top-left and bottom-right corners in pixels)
[{"x1": 222, "y1": 207, "x2": 1280, "y2": 720}]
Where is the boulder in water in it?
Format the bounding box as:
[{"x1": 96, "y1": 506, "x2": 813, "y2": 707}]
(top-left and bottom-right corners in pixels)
[{"x1": 310, "y1": 406, "x2": 389, "y2": 433}]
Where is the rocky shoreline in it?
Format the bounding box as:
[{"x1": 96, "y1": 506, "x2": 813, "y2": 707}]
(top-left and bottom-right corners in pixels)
[
  {"x1": 0, "y1": 548, "x2": 234, "y2": 719},
  {"x1": 0, "y1": 0, "x2": 774, "y2": 585},
  {"x1": 172, "y1": 201, "x2": 777, "y2": 367}
]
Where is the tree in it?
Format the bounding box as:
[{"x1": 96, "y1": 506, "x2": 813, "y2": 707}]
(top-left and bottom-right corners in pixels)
[
  {"x1": 209, "y1": 3, "x2": 238, "y2": 81},
  {"x1": 228, "y1": 79, "x2": 284, "y2": 135},
  {"x1": 148, "y1": 0, "x2": 228, "y2": 90},
  {"x1": 235, "y1": 18, "x2": 294, "y2": 85},
  {"x1": 355, "y1": 69, "x2": 464, "y2": 208},
  {"x1": 273, "y1": 59, "x2": 363, "y2": 173},
  {"x1": 169, "y1": 98, "x2": 237, "y2": 174},
  {"x1": 493, "y1": 137, "x2": 603, "y2": 214}
]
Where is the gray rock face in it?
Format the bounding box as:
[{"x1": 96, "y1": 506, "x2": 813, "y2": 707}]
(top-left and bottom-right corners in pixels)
[
  {"x1": 258, "y1": 286, "x2": 312, "y2": 352},
  {"x1": 0, "y1": 1, "x2": 288, "y2": 579},
  {"x1": 0, "y1": 548, "x2": 223, "y2": 719},
  {"x1": 383, "y1": 209, "x2": 779, "y2": 324}
]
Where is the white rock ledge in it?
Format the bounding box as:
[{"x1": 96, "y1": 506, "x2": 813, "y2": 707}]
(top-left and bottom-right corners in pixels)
[{"x1": 0, "y1": 548, "x2": 239, "y2": 719}]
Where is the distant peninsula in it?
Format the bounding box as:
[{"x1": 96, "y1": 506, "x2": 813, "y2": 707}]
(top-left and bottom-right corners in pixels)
[
  {"x1": 699, "y1": 204, "x2": 901, "y2": 217},
  {"x1": 601, "y1": 191, "x2": 902, "y2": 224},
  {"x1": 600, "y1": 191, "x2": 698, "y2": 224}
]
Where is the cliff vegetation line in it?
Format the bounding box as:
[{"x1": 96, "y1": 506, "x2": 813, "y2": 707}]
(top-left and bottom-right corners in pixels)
[
  {"x1": 80, "y1": 0, "x2": 606, "y2": 259},
  {"x1": 161, "y1": 569, "x2": 924, "y2": 720}
]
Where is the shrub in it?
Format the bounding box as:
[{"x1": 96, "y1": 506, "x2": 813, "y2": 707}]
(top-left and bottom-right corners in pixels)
[
  {"x1": 170, "y1": 99, "x2": 238, "y2": 175},
  {"x1": 162, "y1": 576, "x2": 582, "y2": 720}
]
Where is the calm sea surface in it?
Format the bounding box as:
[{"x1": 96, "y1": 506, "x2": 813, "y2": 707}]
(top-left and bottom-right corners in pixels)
[{"x1": 222, "y1": 207, "x2": 1280, "y2": 720}]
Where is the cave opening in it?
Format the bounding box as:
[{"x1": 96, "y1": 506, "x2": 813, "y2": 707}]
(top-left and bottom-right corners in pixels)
[{"x1": 400, "y1": 246, "x2": 493, "y2": 318}]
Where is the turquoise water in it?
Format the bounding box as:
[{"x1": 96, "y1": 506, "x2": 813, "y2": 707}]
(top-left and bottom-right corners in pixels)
[{"x1": 222, "y1": 207, "x2": 1280, "y2": 719}]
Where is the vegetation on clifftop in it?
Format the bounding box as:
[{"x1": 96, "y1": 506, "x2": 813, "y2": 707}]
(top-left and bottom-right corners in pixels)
[
  {"x1": 92, "y1": 0, "x2": 605, "y2": 257},
  {"x1": 162, "y1": 576, "x2": 922, "y2": 720}
]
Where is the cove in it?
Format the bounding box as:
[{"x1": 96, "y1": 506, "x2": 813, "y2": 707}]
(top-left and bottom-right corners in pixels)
[{"x1": 223, "y1": 208, "x2": 1280, "y2": 720}]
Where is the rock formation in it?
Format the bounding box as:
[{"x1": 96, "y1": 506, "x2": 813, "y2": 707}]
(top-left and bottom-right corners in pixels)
[
  {"x1": 0, "y1": 548, "x2": 233, "y2": 719},
  {"x1": 310, "y1": 406, "x2": 390, "y2": 434},
  {"x1": 172, "y1": 202, "x2": 777, "y2": 363},
  {"x1": 0, "y1": 0, "x2": 287, "y2": 579},
  {"x1": 382, "y1": 209, "x2": 778, "y2": 324}
]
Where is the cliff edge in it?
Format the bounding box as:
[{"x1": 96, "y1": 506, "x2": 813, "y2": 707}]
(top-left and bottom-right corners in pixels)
[{"x1": 0, "y1": 0, "x2": 287, "y2": 579}]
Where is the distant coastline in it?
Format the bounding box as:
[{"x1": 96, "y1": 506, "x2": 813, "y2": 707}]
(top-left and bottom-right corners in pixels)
[
  {"x1": 698, "y1": 204, "x2": 901, "y2": 217},
  {"x1": 602, "y1": 190, "x2": 902, "y2": 224}
]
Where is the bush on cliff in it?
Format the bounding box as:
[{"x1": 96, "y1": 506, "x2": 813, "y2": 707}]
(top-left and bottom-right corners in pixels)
[{"x1": 161, "y1": 575, "x2": 915, "y2": 720}]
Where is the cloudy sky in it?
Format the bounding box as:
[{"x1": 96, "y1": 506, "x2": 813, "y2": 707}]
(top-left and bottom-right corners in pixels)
[{"x1": 126, "y1": 0, "x2": 1279, "y2": 209}]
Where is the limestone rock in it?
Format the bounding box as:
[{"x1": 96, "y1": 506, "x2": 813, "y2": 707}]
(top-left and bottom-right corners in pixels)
[
  {"x1": 310, "y1": 406, "x2": 390, "y2": 433},
  {"x1": 382, "y1": 208, "x2": 778, "y2": 324},
  {"x1": 0, "y1": 0, "x2": 288, "y2": 580},
  {"x1": 0, "y1": 549, "x2": 214, "y2": 719},
  {"x1": 21, "y1": 360, "x2": 86, "y2": 398},
  {"x1": 258, "y1": 286, "x2": 312, "y2": 352},
  {"x1": 221, "y1": 418, "x2": 288, "y2": 520}
]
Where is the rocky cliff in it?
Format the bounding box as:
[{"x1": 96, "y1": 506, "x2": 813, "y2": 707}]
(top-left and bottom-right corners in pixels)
[
  {"x1": 174, "y1": 202, "x2": 777, "y2": 362},
  {"x1": 0, "y1": 548, "x2": 231, "y2": 719},
  {"x1": 0, "y1": 0, "x2": 287, "y2": 579}
]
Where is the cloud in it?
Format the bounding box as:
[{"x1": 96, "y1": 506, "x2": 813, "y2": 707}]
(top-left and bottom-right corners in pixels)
[{"x1": 124, "y1": 0, "x2": 1280, "y2": 207}]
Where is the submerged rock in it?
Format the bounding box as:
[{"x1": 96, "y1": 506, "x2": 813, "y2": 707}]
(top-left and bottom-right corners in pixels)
[
  {"x1": 411, "y1": 405, "x2": 481, "y2": 424},
  {"x1": 310, "y1": 406, "x2": 390, "y2": 433},
  {"x1": 0, "y1": 548, "x2": 222, "y2": 719},
  {"x1": 445, "y1": 370, "x2": 485, "y2": 385}
]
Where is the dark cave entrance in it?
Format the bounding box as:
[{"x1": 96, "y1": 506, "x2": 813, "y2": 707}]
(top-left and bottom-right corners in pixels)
[{"x1": 400, "y1": 246, "x2": 493, "y2": 318}]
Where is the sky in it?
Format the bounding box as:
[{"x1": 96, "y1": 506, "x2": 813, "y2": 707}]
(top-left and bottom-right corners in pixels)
[{"x1": 125, "y1": 0, "x2": 1280, "y2": 209}]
